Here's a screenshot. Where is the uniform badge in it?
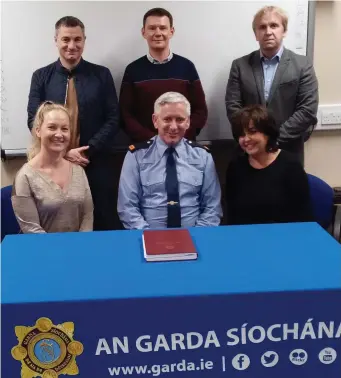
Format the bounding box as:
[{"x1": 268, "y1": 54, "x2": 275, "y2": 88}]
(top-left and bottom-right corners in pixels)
[
  {"x1": 167, "y1": 201, "x2": 179, "y2": 206},
  {"x1": 11, "y1": 317, "x2": 83, "y2": 378},
  {"x1": 128, "y1": 144, "x2": 135, "y2": 151}
]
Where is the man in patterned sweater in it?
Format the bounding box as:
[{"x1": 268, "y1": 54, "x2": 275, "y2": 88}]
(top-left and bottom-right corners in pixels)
[{"x1": 120, "y1": 7, "x2": 208, "y2": 142}]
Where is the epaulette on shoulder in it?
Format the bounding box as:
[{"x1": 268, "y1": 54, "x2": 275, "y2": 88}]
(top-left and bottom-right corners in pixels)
[
  {"x1": 186, "y1": 140, "x2": 211, "y2": 153},
  {"x1": 128, "y1": 139, "x2": 154, "y2": 153}
]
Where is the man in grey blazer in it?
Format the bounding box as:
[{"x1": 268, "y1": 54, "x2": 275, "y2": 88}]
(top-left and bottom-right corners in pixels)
[{"x1": 225, "y1": 5, "x2": 318, "y2": 161}]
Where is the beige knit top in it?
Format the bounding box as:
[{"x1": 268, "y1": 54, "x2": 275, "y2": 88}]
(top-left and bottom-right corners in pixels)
[{"x1": 11, "y1": 163, "x2": 93, "y2": 233}]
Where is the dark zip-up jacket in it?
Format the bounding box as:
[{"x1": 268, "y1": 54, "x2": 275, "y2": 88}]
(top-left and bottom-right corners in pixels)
[{"x1": 27, "y1": 58, "x2": 119, "y2": 157}]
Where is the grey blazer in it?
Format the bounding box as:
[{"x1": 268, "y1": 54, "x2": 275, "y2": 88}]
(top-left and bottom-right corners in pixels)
[{"x1": 225, "y1": 48, "x2": 319, "y2": 153}]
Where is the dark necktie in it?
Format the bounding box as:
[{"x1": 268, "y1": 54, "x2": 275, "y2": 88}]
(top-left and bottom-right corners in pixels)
[{"x1": 165, "y1": 147, "x2": 181, "y2": 228}]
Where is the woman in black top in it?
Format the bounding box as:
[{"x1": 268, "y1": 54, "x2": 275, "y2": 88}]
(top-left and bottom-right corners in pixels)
[{"x1": 225, "y1": 105, "x2": 313, "y2": 225}]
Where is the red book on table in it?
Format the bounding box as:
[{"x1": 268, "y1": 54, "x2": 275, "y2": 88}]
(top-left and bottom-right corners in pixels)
[{"x1": 142, "y1": 229, "x2": 198, "y2": 262}]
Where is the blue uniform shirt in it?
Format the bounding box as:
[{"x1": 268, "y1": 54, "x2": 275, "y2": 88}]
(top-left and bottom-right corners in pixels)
[{"x1": 118, "y1": 136, "x2": 222, "y2": 229}]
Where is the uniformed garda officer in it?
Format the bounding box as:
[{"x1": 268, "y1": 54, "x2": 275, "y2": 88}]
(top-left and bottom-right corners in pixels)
[{"x1": 117, "y1": 92, "x2": 222, "y2": 229}]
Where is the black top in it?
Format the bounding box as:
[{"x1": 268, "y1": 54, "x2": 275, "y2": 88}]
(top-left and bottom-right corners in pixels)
[{"x1": 225, "y1": 151, "x2": 313, "y2": 225}]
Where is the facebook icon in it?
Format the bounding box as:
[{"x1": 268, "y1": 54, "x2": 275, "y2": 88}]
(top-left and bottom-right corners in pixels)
[{"x1": 232, "y1": 354, "x2": 251, "y2": 370}]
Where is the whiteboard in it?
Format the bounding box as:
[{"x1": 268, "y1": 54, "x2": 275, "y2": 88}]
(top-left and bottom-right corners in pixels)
[{"x1": 1, "y1": 1, "x2": 310, "y2": 153}]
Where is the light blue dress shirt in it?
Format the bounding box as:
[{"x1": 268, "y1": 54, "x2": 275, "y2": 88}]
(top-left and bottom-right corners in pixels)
[
  {"x1": 260, "y1": 45, "x2": 284, "y2": 101},
  {"x1": 118, "y1": 136, "x2": 222, "y2": 230}
]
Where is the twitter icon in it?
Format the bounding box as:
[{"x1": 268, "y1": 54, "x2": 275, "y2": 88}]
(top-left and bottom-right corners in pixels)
[{"x1": 261, "y1": 351, "x2": 279, "y2": 367}]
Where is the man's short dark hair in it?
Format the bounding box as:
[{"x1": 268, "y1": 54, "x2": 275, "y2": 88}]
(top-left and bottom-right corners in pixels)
[
  {"x1": 231, "y1": 105, "x2": 279, "y2": 152},
  {"x1": 143, "y1": 8, "x2": 173, "y2": 28},
  {"x1": 55, "y1": 16, "x2": 85, "y2": 33}
]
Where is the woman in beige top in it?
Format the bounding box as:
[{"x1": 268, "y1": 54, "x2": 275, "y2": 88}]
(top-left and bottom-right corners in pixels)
[{"x1": 12, "y1": 102, "x2": 93, "y2": 233}]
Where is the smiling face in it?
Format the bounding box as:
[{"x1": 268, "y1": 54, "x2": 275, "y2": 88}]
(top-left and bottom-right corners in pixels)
[
  {"x1": 55, "y1": 25, "x2": 85, "y2": 67},
  {"x1": 238, "y1": 120, "x2": 269, "y2": 156},
  {"x1": 36, "y1": 109, "x2": 71, "y2": 154},
  {"x1": 152, "y1": 102, "x2": 190, "y2": 146},
  {"x1": 142, "y1": 15, "x2": 174, "y2": 53}
]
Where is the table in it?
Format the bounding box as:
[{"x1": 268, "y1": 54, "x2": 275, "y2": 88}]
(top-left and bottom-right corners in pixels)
[{"x1": 2, "y1": 222, "x2": 341, "y2": 378}]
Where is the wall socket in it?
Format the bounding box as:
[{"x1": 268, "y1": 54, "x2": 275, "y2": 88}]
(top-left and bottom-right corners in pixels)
[
  {"x1": 315, "y1": 104, "x2": 341, "y2": 131},
  {"x1": 321, "y1": 111, "x2": 341, "y2": 125}
]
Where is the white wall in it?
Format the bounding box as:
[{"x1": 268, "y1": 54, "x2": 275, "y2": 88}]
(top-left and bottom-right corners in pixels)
[
  {"x1": 2, "y1": 1, "x2": 340, "y2": 187},
  {"x1": 0, "y1": 1, "x2": 309, "y2": 150}
]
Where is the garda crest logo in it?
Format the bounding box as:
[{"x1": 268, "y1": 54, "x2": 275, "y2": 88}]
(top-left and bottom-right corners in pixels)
[{"x1": 11, "y1": 317, "x2": 83, "y2": 378}]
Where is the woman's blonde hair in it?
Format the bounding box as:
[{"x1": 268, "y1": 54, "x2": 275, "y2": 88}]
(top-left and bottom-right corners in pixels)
[{"x1": 27, "y1": 101, "x2": 71, "y2": 161}]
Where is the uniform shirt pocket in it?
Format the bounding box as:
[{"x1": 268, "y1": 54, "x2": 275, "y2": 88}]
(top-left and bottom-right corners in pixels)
[
  {"x1": 178, "y1": 167, "x2": 204, "y2": 200},
  {"x1": 140, "y1": 170, "x2": 165, "y2": 200}
]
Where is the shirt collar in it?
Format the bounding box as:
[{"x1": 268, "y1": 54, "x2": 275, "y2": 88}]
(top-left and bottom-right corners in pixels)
[
  {"x1": 147, "y1": 51, "x2": 173, "y2": 64},
  {"x1": 260, "y1": 45, "x2": 284, "y2": 62},
  {"x1": 55, "y1": 57, "x2": 85, "y2": 75},
  {"x1": 155, "y1": 136, "x2": 185, "y2": 158}
]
